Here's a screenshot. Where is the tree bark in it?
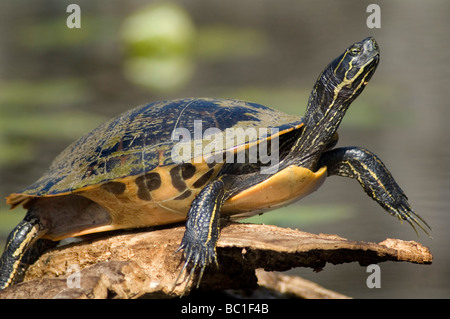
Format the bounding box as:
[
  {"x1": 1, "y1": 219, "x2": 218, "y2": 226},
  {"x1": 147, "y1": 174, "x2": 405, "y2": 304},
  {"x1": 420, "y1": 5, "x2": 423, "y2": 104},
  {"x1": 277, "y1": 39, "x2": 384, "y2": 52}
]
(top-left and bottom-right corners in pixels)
[{"x1": 0, "y1": 222, "x2": 432, "y2": 299}]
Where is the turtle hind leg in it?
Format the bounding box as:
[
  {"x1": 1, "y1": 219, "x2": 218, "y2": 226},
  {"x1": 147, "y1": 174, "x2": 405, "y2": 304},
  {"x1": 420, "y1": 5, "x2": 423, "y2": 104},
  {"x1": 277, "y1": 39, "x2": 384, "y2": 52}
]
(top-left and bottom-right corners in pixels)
[
  {"x1": 319, "y1": 146, "x2": 431, "y2": 237},
  {"x1": 174, "y1": 178, "x2": 226, "y2": 294},
  {"x1": 0, "y1": 214, "x2": 47, "y2": 289}
]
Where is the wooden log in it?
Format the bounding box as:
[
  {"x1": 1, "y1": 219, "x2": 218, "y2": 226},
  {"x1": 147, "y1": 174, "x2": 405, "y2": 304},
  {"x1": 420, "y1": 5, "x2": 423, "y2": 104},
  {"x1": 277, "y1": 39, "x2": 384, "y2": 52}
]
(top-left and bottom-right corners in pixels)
[{"x1": 0, "y1": 222, "x2": 432, "y2": 299}]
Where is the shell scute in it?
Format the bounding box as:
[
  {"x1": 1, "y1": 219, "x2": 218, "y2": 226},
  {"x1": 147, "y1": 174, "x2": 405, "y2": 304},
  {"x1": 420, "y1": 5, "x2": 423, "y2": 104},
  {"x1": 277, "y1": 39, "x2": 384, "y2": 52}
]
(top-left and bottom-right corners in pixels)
[{"x1": 10, "y1": 98, "x2": 302, "y2": 202}]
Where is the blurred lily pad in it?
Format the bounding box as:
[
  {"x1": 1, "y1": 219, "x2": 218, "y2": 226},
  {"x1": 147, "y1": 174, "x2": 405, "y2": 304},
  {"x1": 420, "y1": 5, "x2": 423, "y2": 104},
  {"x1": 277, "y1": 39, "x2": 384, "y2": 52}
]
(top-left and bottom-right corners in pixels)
[
  {"x1": 120, "y1": 3, "x2": 196, "y2": 91},
  {"x1": 120, "y1": 3, "x2": 195, "y2": 57},
  {"x1": 122, "y1": 55, "x2": 195, "y2": 92}
]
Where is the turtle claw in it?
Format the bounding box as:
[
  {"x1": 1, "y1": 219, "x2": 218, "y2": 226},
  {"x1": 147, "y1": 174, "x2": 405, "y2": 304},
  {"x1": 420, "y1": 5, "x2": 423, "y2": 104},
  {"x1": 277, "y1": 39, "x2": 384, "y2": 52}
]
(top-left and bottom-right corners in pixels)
[
  {"x1": 395, "y1": 204, "x2": 432, "y2": 239},
  {"x1": 172, "y1": 240, "x2": 218, "y2": 296},
  {"x1": 388, "y1": 194, "x2": 432, "y2": 238}
]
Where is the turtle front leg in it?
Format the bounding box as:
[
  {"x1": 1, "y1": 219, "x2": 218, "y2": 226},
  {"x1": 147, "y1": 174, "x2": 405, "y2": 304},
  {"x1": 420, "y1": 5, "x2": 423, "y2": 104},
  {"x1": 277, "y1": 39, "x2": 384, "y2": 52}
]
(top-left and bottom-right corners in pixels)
[
  {"x1": 318, "y1": 146, "x2": 431, "y2": 236},
  {"x1": 176, "y1": 178, "x2": 227, "y2": 290}
]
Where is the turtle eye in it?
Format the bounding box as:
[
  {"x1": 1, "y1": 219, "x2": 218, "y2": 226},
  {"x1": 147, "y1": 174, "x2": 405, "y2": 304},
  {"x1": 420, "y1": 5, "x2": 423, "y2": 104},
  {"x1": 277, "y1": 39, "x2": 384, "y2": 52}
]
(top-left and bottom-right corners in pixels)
[{"x1": 349, "y1": 47, "x2": 361, "y2": 56}]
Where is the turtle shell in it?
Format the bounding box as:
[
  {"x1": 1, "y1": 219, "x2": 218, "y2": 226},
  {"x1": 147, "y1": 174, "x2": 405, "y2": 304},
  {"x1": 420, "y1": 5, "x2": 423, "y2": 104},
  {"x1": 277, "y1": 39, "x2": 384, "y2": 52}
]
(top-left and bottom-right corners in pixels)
[{"x1": 7, "y1": 98, "x2": 303, "y2": 209}]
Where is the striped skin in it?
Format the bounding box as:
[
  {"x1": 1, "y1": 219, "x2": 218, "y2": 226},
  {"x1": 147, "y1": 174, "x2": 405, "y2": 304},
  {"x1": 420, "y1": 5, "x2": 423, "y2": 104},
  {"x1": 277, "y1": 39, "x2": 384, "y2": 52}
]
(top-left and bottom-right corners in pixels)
[
  {"x1": 290, "y1": 37, "x2": 379, "y2": 169},
  {"x1": 0, "y1": 217, "x2": 43, "y2": 289},
  {"x1": 319, "y1": 147, "x2": 431, "y2": 236}
]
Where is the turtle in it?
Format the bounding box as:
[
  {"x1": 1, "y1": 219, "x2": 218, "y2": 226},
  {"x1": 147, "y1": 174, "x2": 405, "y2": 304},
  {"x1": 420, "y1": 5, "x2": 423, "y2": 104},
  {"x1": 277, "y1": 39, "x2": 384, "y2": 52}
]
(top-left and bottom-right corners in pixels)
[{"x1": 0, "y1": 37, "x2": 430, "y2": 291}]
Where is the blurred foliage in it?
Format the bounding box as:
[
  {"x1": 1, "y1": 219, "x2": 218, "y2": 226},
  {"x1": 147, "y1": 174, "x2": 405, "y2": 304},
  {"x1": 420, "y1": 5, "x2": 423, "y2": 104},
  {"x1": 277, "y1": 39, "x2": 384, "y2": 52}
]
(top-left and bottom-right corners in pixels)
[
  {"x1": 247, "y1": 204, "x2": 355, "y2": 228},
  {"x1": 0, "y1": 79, "x2": 105, "y2": 165},
  {"x1": 195, "y1": 25, "x2": 269, "y2": 60},
  {"x1": 0, "y1": 79, "x2": 87, "y2": 107},
  {"x1": 18, "y1": 15, "x2": 115, "y2": 50},
  {"x1": 0, "y1": 206, "x2": 25, "y2": 234}
]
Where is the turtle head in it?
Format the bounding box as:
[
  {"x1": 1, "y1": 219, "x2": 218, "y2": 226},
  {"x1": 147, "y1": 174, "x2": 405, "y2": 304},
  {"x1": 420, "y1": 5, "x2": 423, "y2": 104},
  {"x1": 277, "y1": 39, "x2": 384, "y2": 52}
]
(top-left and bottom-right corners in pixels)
[
  {"x1": 328, "y1": 36, "x2": 380, "y2": 99},
  {"x1": 308, "y1": 37, "x2": 380, "y2": 121},
  {"x1": 293, "y1": 37, "x2": 380, "y2": 169}
]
